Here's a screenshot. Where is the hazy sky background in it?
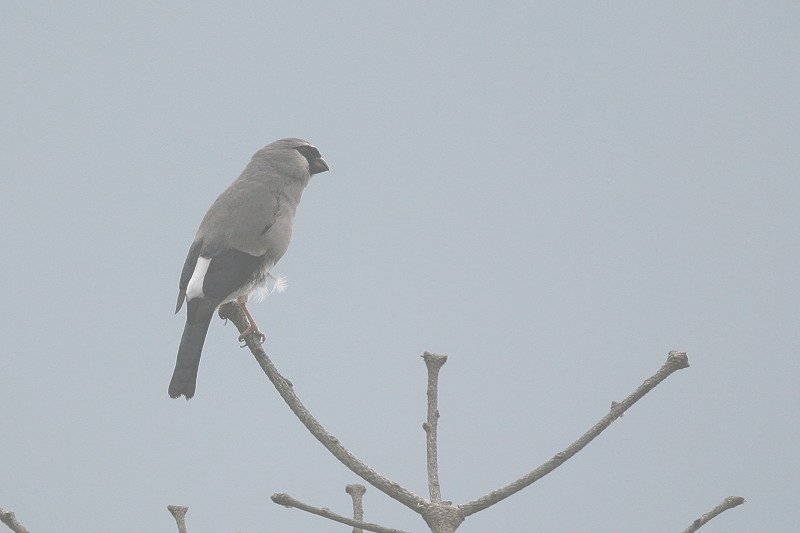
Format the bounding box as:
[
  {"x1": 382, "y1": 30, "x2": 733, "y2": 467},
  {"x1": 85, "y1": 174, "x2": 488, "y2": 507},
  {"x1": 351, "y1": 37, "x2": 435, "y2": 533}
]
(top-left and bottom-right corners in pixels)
[{"x1": 1, "y1": 2, "x2": 798, "y2": 532}]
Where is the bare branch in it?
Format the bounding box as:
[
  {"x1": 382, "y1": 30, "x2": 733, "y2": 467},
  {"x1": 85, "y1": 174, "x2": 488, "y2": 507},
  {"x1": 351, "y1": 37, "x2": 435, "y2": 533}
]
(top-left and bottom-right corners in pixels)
[
  {"x1": 682, "y1": 496, "x2": 745, "y2": 533},
  {"x1": 272, "y1": 493, "x2": 411, "y2": 533},
  {"x1": 346, "y1": 484, "x2": 367, "y2": 533},
  {"x1": 0, "y1": 508, "x2": 30, "y2": 533},
  {"x1": 459, "y1": 351, "x2": 690, "y2": 516},
  {"x1": 423, "y1": 352, "x2": 447, "y2": 503},
  {"x1": 219, "y1": 302, "x2": 427, "y2": 513},
  {"x1": 167, "y1": 505, "x2": 188, "y2": 533}
]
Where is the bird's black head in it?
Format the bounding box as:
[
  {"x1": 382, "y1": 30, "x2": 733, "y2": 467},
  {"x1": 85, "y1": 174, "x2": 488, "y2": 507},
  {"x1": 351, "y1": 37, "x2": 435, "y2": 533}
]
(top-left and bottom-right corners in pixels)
[{"x1": 294, "y1": 144, "x2": 329, "y2": 175}]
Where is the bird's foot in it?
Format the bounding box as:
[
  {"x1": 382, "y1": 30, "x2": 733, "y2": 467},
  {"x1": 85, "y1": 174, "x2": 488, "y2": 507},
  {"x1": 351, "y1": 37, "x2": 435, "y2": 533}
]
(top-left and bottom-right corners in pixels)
[
  {"x1": 238, "y1": 325, "x2": 266, "y2": 345},
  {"x1": 236, "y1": 297, "x2": 265, "y2": 345}
]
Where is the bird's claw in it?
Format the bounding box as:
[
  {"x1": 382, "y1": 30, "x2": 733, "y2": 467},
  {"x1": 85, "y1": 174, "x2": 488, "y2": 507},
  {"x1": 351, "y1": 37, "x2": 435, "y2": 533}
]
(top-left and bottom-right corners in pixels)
[{"x1": 238, "y1": 329, "x2": 266, "y2": 345}]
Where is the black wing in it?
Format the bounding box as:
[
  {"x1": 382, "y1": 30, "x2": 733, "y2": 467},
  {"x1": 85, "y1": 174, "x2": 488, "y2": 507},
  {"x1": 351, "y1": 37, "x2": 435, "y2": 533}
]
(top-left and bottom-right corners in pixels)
[{"x1": 201, "y1": 248, "x2": 265, "y2": 300}]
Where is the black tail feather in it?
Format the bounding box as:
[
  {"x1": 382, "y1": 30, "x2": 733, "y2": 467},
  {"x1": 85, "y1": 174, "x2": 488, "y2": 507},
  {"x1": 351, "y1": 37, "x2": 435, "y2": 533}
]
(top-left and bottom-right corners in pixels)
[{"x1": 169, "y1": 298, "x2": 218, "y2": 399}]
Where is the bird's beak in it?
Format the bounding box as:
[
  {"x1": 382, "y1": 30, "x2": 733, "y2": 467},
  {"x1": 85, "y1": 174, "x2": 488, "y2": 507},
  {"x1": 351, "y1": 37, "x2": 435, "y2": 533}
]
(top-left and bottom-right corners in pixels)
[{"x1": 310, "y1": 157, "x2": 329, "y2": 175}]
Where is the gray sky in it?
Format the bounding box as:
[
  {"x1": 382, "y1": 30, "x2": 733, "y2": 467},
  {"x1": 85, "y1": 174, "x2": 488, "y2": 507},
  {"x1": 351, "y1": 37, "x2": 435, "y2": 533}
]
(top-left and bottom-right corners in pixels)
[{"x1": 1, "y1": 2, "x2": 798, "y2": 532}]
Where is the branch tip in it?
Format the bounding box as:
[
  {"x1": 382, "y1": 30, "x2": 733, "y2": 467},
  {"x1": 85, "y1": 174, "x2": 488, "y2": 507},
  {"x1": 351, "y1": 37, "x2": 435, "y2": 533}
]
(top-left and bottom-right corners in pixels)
[
  {"x1": 667, "y1": 350, "x2": 690, "y2": 368},
  {"x1": 422, "y1": 351, "x2": 448, "y2": 368},
  {"x1": 167, "y1": 505, "x2": 188, "y2": 533},
  {"x1": 683, "y1": 496, "x2": 746, "y2": 532},
  {"x1": 0, "y1": 508, "x2": 31, "y2": 533},
  {"x1": 271, "y1": 493, "x2": 292, "y2": 507},
  {"x1": 346, "y1": 484, "x2": 367, "y2": 497}
]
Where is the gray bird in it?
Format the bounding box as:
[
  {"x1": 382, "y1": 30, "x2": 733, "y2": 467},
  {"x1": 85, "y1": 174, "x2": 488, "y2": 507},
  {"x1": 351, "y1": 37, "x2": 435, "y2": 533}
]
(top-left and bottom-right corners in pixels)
[{"x1": 169, "y1": 138, "x2": 329, "y2": 399}]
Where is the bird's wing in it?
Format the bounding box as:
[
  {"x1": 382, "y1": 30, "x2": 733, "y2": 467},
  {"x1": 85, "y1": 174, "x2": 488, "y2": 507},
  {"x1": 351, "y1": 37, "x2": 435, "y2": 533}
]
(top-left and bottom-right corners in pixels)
[
  {"x1": 197, "y1": 179, "x2": 285, "y2": 257},
  {"x1": 200, "y1": 248, "x2": 265, "y2": 300}
]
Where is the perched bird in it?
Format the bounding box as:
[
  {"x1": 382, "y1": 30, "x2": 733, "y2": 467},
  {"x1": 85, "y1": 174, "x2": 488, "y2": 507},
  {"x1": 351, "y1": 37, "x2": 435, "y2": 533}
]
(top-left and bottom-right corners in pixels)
[{"x1": 169, "y1": 138, "x2": 329, "y2": 399}]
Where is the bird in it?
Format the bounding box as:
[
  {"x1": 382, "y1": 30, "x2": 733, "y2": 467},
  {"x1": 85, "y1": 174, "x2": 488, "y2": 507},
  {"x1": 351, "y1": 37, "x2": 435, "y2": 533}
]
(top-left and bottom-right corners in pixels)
[{"x1": 169, "y1": 138, "x2": 329, "y2": 399}]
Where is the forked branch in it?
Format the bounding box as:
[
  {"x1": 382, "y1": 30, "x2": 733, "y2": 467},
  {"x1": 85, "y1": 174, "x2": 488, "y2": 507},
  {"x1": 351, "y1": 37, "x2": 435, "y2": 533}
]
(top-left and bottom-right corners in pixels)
[{"x1": 222, "y1": 310, "x2": 729, "y2": 532}]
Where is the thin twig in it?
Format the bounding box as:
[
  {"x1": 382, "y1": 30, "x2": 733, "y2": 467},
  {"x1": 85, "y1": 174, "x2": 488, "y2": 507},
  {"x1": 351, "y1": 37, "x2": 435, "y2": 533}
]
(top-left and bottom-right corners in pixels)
[
  {"x1": 346, "y1": 484, "x2": 367, "y2": 533},
  {"x1": 423, "y1": 352, "x2": 447, "y2": 503},
  {"x1": 459, "y1": 351, "x2": 690, "y2": 516},
  {"x1": 682, "y1": 496, "x2": 745, "y2": 532},
  {"x1": 219, "y1": 302, "x2": 428, "y2": 513},
  {"x1": 272, "y1": 493, "x2": 411, "y2": 533},
  {"x1": 167, "y1": 505, "x2": 188, "y2": 533},
  {"x1": 0, "y1": 509, "x2": 30, "y2": 533}
]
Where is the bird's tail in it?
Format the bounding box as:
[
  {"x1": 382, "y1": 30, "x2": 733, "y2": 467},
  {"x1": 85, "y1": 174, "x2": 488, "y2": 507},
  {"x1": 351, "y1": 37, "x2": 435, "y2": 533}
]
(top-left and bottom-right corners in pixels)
[{"x1": 169, "y1": 299, "x2": 218, "y2": 399}]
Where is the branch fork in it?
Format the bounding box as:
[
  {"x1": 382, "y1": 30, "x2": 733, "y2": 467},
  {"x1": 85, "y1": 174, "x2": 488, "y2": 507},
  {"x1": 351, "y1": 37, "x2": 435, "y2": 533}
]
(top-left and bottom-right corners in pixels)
[{"x1": 218, "y1": 302, "x2": 741, "y2": 532}]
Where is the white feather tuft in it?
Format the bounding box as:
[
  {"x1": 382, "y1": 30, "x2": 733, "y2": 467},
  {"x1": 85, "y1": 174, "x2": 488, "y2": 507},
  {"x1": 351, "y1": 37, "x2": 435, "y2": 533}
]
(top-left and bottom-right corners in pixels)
[
  {"x1": 272, "y1": 275, "x2": 288, "y2": 293},
  {"x1": 250, "y1": 272, "x2": 288, "y2": 302},
  {"x1": 251, "y1": 284, "x2": 270, "y2": 302}
]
